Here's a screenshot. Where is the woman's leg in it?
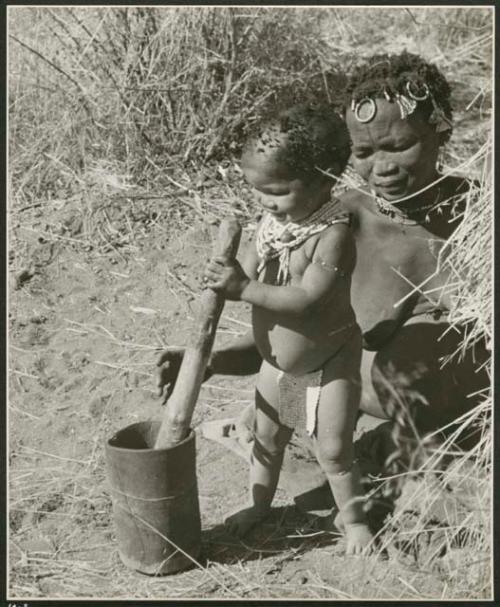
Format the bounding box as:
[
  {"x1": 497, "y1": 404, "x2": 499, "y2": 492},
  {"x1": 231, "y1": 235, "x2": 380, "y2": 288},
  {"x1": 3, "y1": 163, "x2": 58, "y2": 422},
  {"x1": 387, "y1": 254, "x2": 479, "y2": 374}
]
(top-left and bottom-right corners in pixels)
[
  {"x1": 371, "y1": 320, "x2": 489, "y2": 457},
  {"x1": 364, "y1": 319, "x2": 490, "y2": 505}
]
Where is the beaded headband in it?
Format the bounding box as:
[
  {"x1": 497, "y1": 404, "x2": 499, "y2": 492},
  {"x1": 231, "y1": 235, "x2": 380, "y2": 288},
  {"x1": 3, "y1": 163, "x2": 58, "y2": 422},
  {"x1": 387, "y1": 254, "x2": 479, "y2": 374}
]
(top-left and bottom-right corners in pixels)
[{"x1": 351, "y1": 80, "x2": 452, "y2": 133}]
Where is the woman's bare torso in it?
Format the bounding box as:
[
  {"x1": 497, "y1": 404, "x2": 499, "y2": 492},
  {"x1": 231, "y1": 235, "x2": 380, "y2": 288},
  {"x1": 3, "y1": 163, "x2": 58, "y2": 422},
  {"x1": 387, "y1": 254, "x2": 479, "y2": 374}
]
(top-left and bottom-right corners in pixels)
[
  {"x1": 340, "y1": 177, "x2": 469, "y2": 350},
  {"x1": 251, "y1": 232, "x2": 357, "y2": 375}
]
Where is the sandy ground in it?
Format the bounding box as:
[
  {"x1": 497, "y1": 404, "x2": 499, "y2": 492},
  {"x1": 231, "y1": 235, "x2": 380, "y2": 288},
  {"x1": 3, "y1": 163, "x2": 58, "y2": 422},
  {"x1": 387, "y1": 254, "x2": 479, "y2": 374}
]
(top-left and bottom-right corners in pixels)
[{"x1": 8, "y1": 200, "x2": 491, "y2": 600}]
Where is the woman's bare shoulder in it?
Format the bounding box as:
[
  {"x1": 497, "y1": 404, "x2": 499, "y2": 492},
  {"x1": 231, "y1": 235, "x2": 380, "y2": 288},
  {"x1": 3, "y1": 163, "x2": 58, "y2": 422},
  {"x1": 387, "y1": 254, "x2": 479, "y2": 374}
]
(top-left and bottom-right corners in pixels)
[{"x1": 337, "y1": 187, "x2": 371, "y2": 213}]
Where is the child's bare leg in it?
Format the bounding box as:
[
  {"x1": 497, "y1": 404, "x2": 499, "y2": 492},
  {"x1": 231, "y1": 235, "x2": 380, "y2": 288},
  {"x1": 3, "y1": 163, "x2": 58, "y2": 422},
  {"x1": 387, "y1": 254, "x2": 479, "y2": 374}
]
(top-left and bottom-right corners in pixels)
[
  {"x1": 225, "y1": 361, "x2": 292, "y2": 537},
  {"x1": 314, "y1": 332, "x2": 374, "y2": 555}
]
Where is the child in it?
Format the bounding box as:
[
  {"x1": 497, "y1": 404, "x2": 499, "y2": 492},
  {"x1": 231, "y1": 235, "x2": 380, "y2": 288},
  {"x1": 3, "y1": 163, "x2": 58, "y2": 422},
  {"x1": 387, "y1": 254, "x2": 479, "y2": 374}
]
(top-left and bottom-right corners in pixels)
[
  {"x1": 207, "y1": 105, "x2": 374, "y2": 553},
  {"x1": 162, "y1": 105, "x2": 374, "y2": 554}
]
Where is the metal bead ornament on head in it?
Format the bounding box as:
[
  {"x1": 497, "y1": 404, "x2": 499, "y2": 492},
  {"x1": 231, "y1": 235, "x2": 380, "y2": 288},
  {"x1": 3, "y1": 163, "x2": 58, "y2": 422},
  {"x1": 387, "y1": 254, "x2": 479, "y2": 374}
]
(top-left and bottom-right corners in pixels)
[
  {"x1": 406, "y1": 81, "x2": 430, "y2": 101},
  {"x1": 353, "y1": 97, "x2": 377, "y2": 123},
  {"x1": 351, "y1": 80, "x2": 432, "y2": 123}
]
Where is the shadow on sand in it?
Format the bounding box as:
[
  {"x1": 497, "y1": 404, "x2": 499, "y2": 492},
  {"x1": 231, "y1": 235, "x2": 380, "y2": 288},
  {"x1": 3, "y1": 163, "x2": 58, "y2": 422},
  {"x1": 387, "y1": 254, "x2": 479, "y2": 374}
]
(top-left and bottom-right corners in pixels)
[{"x1": 200, "y1": 503, "x2": 341, "y2": 566}]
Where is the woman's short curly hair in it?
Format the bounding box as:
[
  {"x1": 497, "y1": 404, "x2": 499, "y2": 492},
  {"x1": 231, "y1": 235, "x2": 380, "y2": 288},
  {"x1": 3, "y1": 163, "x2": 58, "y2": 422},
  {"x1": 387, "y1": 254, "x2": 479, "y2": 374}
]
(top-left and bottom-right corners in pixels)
[
  {"x1": 244, "y1": 104, "x2": 351, "y2": 182},
  {"x1": 344, "y1": 51, "x2": 453, "y2": 141}
]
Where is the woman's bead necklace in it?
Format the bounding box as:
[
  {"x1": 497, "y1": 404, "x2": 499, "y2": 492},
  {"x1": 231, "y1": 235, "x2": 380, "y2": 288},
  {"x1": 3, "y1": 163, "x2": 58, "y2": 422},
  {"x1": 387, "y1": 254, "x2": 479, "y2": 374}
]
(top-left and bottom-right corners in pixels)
[{"x1": 373, "y1": 187, "x2": 442, "y2": 225}]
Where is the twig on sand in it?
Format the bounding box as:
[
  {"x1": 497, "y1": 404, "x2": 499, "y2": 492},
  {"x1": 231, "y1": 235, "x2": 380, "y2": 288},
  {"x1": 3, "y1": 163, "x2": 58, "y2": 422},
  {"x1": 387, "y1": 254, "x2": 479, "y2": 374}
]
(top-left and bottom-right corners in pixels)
[
  {"x1": 9, "y1": 405, "x2": 41, "y2": 420},
  {"x1": 222, "y1": 314, "x2": 252, "y2": 328},
  {"x1": 202, "y1": 383, "x2": 253, "y2": 395},
  {"x1": 63, "y1": 319, "x2": 158, "y2": 351},
  {"x1": 18, "y1": 445, "x2": 90, "y2": 465},
  {"x1": 92, "y1": 360, "x2": 153, "y2": 377}
]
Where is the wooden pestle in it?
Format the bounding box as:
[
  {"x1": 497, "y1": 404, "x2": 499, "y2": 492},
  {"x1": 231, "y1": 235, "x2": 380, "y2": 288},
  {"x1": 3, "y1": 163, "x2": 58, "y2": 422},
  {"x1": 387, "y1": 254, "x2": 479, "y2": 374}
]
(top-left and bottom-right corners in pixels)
[{"x1": 154, "y1": 217, "x2": 242, "y2": 449}]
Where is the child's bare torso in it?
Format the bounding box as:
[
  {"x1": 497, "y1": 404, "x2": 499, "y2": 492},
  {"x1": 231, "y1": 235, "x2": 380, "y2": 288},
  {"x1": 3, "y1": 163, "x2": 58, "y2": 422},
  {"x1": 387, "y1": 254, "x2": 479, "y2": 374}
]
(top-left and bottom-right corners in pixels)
[
  {"x1": 341, "y1": 177, "x2": 468, "y2": 349},
  {"x1": 252, "y1": 231, "x2": 356, "y2": 375}
]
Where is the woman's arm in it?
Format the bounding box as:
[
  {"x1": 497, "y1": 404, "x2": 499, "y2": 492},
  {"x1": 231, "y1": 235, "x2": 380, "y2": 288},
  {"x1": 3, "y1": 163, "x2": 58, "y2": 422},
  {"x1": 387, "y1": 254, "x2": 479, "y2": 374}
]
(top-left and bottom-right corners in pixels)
[
  {"x1": 156, "y1": 329, "x2": 261, "y2": 402},
  {"x1": 209, "y1": 330, "x2": 261, "y2": 376}
]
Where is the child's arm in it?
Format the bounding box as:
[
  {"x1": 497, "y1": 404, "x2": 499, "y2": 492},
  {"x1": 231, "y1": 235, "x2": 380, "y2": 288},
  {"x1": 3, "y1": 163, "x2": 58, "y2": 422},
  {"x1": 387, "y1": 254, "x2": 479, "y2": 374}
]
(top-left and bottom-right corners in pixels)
[
  {"x1": 206, "y1": 238, "x2": 261, "y2": 373},
  {"x1": 205, "y1": 224, "x2": 354, "y2": 314}
]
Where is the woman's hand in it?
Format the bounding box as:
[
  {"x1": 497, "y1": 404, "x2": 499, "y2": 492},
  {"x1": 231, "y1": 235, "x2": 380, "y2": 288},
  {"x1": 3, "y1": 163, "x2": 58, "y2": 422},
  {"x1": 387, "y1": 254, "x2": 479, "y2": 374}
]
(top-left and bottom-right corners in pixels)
[
  {"x1": 156, "y1": 347, "x2": 185, "y2": 405},
  {"x1": 156, "y1": 346, "x2": 214, "y2": 404},
  {"x1": 204, "y1": 256, "x2": 250, "y2": 300}
]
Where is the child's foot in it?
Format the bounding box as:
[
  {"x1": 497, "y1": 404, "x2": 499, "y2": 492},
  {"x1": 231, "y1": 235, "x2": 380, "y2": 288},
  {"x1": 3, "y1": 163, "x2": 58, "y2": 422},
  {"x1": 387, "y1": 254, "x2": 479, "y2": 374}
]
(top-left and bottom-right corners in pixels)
[
  {"x1": 224, "y1": 505, "x2": 270, "y2": 538},
  {"x1": 344, "y1": 523, "x2": 375, "y2": 555}
]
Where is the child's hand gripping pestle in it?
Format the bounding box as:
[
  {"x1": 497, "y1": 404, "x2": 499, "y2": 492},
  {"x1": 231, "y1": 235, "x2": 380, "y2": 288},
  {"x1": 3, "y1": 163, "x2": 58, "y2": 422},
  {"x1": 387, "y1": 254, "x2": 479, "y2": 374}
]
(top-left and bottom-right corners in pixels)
[{"x1": 154, "y1": 218, "x2": 242, "y2": 449}]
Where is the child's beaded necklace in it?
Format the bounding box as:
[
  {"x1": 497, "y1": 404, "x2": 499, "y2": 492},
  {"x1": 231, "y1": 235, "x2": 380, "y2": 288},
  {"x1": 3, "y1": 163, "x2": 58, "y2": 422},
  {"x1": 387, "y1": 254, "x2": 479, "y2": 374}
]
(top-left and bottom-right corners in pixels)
[{"x1": 256, "y1": 197, "x2": 350, "y2": 285}]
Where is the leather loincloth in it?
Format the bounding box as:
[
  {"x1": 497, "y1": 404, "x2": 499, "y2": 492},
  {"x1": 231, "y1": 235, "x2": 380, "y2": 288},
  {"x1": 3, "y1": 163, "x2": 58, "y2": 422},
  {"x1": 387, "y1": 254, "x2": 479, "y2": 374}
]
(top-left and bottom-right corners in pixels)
[{"x1": 277, "y1": 369, "x2": 323, "y2": 436}]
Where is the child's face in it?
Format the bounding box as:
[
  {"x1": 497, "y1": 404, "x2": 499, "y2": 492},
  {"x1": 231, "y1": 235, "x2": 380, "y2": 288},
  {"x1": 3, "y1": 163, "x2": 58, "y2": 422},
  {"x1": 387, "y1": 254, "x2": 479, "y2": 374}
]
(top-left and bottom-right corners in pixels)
[
  {"x1": 241, "y1": 144, "x2": 330, "y2": 223},
  {"x1": 346, "y1": 98, "x2": 441, "y2": 201}
]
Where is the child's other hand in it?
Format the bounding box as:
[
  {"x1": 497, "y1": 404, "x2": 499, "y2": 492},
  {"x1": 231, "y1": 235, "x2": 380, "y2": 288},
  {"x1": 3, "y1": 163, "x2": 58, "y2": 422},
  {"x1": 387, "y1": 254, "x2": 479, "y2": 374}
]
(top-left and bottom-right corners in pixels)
[
  {"x1": 156, "y1": 347, "x2": 184, "y2": 405},
  {"x1": 204, "y1": 256, "x2": 250, "y2": 300}
]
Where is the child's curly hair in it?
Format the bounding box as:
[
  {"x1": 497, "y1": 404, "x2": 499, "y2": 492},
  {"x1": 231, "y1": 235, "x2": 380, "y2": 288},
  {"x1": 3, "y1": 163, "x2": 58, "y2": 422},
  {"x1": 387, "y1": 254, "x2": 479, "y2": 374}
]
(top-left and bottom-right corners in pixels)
[
  {"x1": 245, "y1": 104, "x2": 351, "y2": 182},
  {"x1": 344, "y1": 51, "x2": 453, "y2": 141}
]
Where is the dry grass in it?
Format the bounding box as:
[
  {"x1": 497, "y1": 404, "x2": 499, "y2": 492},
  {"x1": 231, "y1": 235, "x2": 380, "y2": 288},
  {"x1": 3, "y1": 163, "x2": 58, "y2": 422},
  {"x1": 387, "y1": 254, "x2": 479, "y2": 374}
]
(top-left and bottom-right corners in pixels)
[{"x1": 8, "y1": 5, "x2": 493, "y2": 601}]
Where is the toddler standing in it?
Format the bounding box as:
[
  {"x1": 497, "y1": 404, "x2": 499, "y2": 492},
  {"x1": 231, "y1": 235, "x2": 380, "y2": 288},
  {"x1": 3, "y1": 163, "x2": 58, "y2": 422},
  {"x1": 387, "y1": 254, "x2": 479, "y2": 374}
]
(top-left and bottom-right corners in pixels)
[{"x1": 202, "y1": 105, "x2": 373, "y2": 554}]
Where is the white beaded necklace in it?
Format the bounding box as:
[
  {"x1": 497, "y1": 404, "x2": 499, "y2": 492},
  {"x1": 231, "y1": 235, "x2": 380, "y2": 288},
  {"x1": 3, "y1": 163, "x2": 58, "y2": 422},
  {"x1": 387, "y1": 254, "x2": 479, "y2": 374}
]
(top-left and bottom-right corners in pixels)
[{"x1": 256, "y1": 197, "x2": 350, "y2": 285}]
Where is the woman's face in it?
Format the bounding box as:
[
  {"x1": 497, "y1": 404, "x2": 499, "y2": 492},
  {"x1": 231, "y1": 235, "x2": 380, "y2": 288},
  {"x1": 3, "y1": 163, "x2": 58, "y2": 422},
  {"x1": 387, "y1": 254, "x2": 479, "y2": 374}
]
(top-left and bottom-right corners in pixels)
[{"x1": 346, "y1": 98, "x2": 442, "y2": 201}]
